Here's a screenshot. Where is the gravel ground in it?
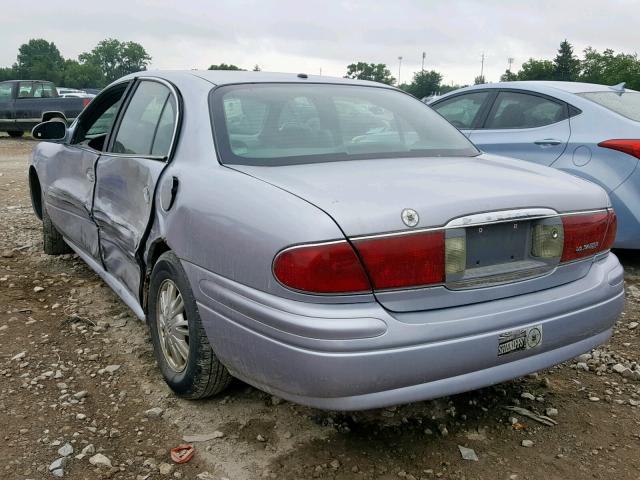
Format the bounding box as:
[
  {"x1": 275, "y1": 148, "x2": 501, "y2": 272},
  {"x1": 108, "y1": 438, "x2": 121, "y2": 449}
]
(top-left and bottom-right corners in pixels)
[{"x1": 1, "y1": 134, "x2": 640, "y2": 480}]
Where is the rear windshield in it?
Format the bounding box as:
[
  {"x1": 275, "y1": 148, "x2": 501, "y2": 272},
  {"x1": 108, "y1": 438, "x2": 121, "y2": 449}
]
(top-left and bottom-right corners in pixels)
[
  {"x1": 210, "y1": 83, "x2": 479, "y2": 166},
  {"x1": 577, "y1": 91, "x2": 640, "y2": 122}
]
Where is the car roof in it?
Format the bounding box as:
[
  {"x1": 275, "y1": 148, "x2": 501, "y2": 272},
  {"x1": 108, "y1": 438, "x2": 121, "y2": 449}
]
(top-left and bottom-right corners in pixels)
[
  {"x1": 438, "y1": 80, "x2": 638, "y2": 98},
  {"x1": 116, "y1": 70, "x2": 393, "y2": 89}
]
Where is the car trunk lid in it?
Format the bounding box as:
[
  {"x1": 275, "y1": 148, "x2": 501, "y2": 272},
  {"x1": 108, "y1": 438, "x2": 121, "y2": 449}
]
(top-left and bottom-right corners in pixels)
[{"x1": 232, "y1": 154, "x2": 610, "y2": 311}]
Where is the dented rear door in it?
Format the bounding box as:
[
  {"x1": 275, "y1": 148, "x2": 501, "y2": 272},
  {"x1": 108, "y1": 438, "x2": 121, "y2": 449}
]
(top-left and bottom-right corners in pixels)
[{"x1": 92, "y1": 79, "x2": 178, "y2": 300}]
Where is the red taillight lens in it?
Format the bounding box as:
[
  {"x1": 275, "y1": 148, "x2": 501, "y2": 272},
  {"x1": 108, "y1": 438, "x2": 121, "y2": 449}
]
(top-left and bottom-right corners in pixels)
[
  {"x1": 602, "y1": 210, "x2": 617, "y2": 251},
  {"x1": 561, "y1": 211, "x2": 612, "y2": 262},
  {"x1": 273, "y1": 241, "x2": 371, "y2": 294},
  {"x1": 82, "y1": 98, "x2": 91, "y2": 108},
  {"x1": 353, "y1": 231, "x2": 445, "y2": 290},
  {"x1": 598, "y1": 139, "x2": 640, "y2": 160}
]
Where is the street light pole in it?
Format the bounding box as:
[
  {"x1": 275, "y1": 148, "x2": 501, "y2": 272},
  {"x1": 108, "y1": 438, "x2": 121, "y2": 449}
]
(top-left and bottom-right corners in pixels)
[{"x1": 398, "y1": 56, "x2": 403, "y2": 85}]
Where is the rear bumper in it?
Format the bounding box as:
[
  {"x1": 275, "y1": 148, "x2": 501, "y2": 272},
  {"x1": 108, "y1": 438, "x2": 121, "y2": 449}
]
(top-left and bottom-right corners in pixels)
[{"x1": 184, "y1": 253, "x2": 624, "y2": 410}]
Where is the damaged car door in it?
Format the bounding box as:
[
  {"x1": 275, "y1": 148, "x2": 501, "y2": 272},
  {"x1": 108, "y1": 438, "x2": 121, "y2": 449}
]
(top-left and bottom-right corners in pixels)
[
  {"x1": 92, "y1": 79, "x2": 179, "y2": 300},
  {"x1": 39, "y1": 82, "x2": 129, "y2": 259}
]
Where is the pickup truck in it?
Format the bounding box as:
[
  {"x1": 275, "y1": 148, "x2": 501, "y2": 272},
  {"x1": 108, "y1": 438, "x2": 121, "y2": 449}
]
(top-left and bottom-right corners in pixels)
[{"x1": 0, "y1": 80, "x2": 90, "y2": 137}]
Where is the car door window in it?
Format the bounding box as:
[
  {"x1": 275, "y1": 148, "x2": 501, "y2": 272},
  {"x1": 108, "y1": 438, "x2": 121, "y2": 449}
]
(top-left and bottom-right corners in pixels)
[
  {"x1": 484, "y1": 92, "x2": 566, "y2": 129},
  {"x1": 17, "y1": 82, "x2": 34, "y2": 98},
  {"x1": 0, "y1": 83, "x2": 11, "y2": 101},
  {"x1": 112, "y1": 81, "x2": 172, "y2": 156},
  {"x1": 72, "y1": 82, "x2": 129, "y2": 151},
  {"x1": 150, "y1": 96, "x2": 176, "y2": 156},
  {"x1": 432, "y1": 92, "x2": 490, "y2": 129}
]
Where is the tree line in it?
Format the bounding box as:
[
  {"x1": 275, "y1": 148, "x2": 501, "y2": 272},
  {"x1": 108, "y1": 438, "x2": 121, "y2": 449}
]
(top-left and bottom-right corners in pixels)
[
  {"x1": 0, "y1": 38, "x2": 151, "y2": 89},
  {"x1": 3, "y1": 38, "x2": 638, "y2": 95},
  {"x1": 499, "y1": 40, "x2": 640, "y2": 90}
]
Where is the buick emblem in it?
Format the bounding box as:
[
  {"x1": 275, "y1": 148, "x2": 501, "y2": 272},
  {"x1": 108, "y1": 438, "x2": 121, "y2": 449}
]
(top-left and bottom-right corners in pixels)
[{"x1": 401, "y1": 208, "x2": 419, "y2": 228}]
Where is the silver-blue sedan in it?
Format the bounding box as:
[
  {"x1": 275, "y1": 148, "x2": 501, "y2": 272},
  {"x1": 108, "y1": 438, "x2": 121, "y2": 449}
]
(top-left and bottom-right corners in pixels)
[
  {"x1": 430, "y1": 81, "x2": 640, "y2": 249},
  {"x1": 29, "y1": 71, "x2": 623, "y2": 410}
]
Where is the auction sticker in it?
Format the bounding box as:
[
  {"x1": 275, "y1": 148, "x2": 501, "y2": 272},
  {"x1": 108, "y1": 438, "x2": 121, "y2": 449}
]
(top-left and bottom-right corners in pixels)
[{"x1": 498, "y1": 325, "x2": 543, "y2": 356}]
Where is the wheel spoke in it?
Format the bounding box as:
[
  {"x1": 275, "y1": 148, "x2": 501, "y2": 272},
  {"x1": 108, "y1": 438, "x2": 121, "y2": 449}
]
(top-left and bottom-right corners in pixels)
[
  {"x1": 171, "y1": 335, "x2": 189, "y2": 361},
  {"x1": 168, "y1": 293, "x2": 184, "y2": 320}
]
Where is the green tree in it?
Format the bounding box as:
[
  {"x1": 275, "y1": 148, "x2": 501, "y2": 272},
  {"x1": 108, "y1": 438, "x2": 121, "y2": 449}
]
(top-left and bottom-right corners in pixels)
[
  {"x1": 0, "y1": 66, "x2": 16, "y2": 81},
  {"x1": 402, "y1": 70, "x2": 443, "y2": 99},
  {"x1": 580, "y1": 47, "x2": 640, "y2": 90},
  {"x1": 80, "y1": 39, "x2": 151, "y2": 84},
  {"x1": 62, "y1": 59, "x2": 104, "y2": 89},
  {"x1": 553, "y1": 39, "x2": 580, "y2": 81},
  {"x1": 208, "y1": 63, "x2": 244, "y2": 70},
  {"x1": 474, "y1": 75, "x2": 486, "y2": 85},
  {"x1": 14, "y1": 39, "x2": 65, "y2": 84},
  {"x1": 345, "y1": 62, "x2": 395, "y2": 85},
  {"x1": 252, "y1": 64, "x2": 261, "y2": 71},
  {"x1": 516, "y1": 59, "x2": 555, "y2": 80},
  {"x1": 500, "y1": 69, "x2": 518, "y2": 82}
]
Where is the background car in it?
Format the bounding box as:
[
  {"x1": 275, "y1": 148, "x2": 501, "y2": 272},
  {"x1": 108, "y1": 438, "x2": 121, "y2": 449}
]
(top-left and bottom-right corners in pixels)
[
  {"x1": 430, "y1": 81, "x2": 640, "y2": 249},
  {"x1": 28, "y1": 71, "x2": 623, "y2": 411}
]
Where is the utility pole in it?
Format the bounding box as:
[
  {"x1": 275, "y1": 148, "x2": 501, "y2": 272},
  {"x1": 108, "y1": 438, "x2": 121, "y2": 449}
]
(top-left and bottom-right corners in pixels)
[
  {"x1": 398, "y1": 56, "x2": 403, "y2": 85},
  {"x1": 507, "y1": 57, "x2": 514, "y2": 72},
  {"x1": 480, "y1": 52, "x2": 485, "y2": 79},
  {"x1": 421, "y1": 51, "x2": 426, "y2": 73}
]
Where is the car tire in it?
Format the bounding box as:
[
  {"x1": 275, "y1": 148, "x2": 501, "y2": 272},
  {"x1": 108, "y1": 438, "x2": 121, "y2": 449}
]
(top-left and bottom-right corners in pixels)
[
  {"x1": 148, "y1": 251, "x2": 232, "y2": 399},
  {"x1": 7, "y1": 131, "x2": 24, "y2": 138},
  {"x1": 42, "y1": 197, "x2": 72, "y2": 255}
]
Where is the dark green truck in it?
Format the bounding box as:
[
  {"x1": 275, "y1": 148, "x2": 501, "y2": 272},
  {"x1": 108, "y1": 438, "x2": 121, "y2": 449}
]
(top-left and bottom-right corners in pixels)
[{"x1": 0, "y1": 80, "x2": 90, "y2": 137}]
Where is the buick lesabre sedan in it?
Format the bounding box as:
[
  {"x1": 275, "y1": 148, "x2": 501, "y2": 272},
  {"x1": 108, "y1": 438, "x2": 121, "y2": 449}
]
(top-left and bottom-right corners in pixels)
[{"x1": 28, "y1": 71, "x2": 624, "y2": 410}]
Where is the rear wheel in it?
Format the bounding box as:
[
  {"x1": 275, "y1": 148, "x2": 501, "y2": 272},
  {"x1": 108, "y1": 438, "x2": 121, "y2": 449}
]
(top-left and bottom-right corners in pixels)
[
  {"x1": 42, "y1": 199, "x2": 72, "y2": 255},
  {"x1": 148, "y1": 251, "x2": 232, "y2": 399},
  {"x1": 7, "y1": 131, "x2": 24, "y2": 138}
]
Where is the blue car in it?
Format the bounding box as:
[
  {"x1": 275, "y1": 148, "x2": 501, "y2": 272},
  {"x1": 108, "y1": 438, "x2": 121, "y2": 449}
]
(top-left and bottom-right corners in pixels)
[{"x1": 430, "y1": 81, "x2": 640, "y2": 249}]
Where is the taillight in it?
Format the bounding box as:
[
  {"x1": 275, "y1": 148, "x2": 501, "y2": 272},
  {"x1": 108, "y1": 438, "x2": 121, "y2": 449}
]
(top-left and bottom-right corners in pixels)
[
  {"x1": 274, "y1": 209, "x2": 617, "y2": 294},
  {"x1": 560, "y1": 210, "x2": 616, "y2": 262},
  {"x1": 602, "y1": 210, "x2": 617, "y2": 250},
  {"x1": 353, "y1": 231, "x2": 445, "y2": 290},
  {"x1": 273, "y1": 241, "x2": 371, "y2": 294},
  {"x1": 82, "y1": 98, "x2": 91, "y2": 108},
  {"x1": 598, "y1": 139, "x2": 640, "y2": 160}
]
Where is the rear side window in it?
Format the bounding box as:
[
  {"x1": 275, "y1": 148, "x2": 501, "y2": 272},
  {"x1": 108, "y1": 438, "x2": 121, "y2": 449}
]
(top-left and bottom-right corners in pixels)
[
  {"x1": 577, "y1": 91, "x2": 640, "y2": 122},
  {"x1": 484, "y1": 92, "x2": 566, "y2": 129},
  {"x1": 432, "y1": 92, "x2": 490, "y2": 129},
  {"x1": 112, "y1": 81, "x2": 175, "y2": 156}
]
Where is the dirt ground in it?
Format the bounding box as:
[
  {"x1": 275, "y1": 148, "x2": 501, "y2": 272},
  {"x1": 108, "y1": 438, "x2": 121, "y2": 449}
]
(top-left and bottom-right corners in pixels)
[{"x1": 1, "y1": 134, "x2": 639, "y2": 480}]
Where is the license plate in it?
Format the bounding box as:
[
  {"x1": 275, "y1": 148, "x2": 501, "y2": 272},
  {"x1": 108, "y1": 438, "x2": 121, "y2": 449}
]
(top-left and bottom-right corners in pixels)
[{"x1": 497, "y1": 325, "x2": 543, "y2": 356}]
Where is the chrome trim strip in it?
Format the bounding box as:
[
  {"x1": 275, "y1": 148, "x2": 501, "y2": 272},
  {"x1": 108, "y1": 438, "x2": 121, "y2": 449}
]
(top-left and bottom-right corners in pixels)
[{"x1": 351, "y1": 208, "x2": 609, "y2": 241}]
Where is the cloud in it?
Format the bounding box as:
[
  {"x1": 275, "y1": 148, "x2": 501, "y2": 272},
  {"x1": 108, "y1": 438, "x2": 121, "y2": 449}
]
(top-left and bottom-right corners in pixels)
[{"x1": 0, "y1": 0, "x2": 637, "y2": 85}]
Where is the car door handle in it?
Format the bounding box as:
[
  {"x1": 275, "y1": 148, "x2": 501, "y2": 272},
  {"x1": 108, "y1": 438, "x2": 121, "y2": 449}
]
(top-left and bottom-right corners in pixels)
[{"x1": 534, "y1": 139, "x2": 563, "y2": 146}]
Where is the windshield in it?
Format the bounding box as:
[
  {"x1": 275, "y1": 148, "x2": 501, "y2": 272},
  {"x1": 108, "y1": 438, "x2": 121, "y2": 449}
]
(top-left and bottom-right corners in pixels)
[
  {"x1": 210, "y1": 83, "x2": 479, "y2": 166},
  {"x1": 577, "y1": 91, "x2": 640, "y2": 122}
]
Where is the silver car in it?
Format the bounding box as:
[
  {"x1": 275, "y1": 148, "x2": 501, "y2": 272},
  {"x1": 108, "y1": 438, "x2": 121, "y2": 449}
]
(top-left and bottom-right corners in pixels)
[{"x1": 29, "y1": 71, "x2": 623, "y2": 410}]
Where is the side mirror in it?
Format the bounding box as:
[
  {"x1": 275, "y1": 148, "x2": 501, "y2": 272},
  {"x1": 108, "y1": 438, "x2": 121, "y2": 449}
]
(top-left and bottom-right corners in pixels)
[{"x1": 32, "y1": 121, "x2": 66, "y2": 141}]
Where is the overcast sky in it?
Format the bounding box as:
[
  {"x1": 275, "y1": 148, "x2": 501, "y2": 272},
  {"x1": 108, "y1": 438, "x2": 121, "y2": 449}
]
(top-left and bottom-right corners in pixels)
[{"x1": 0, "y1": 0, "x2": 637, "y2": 85}]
